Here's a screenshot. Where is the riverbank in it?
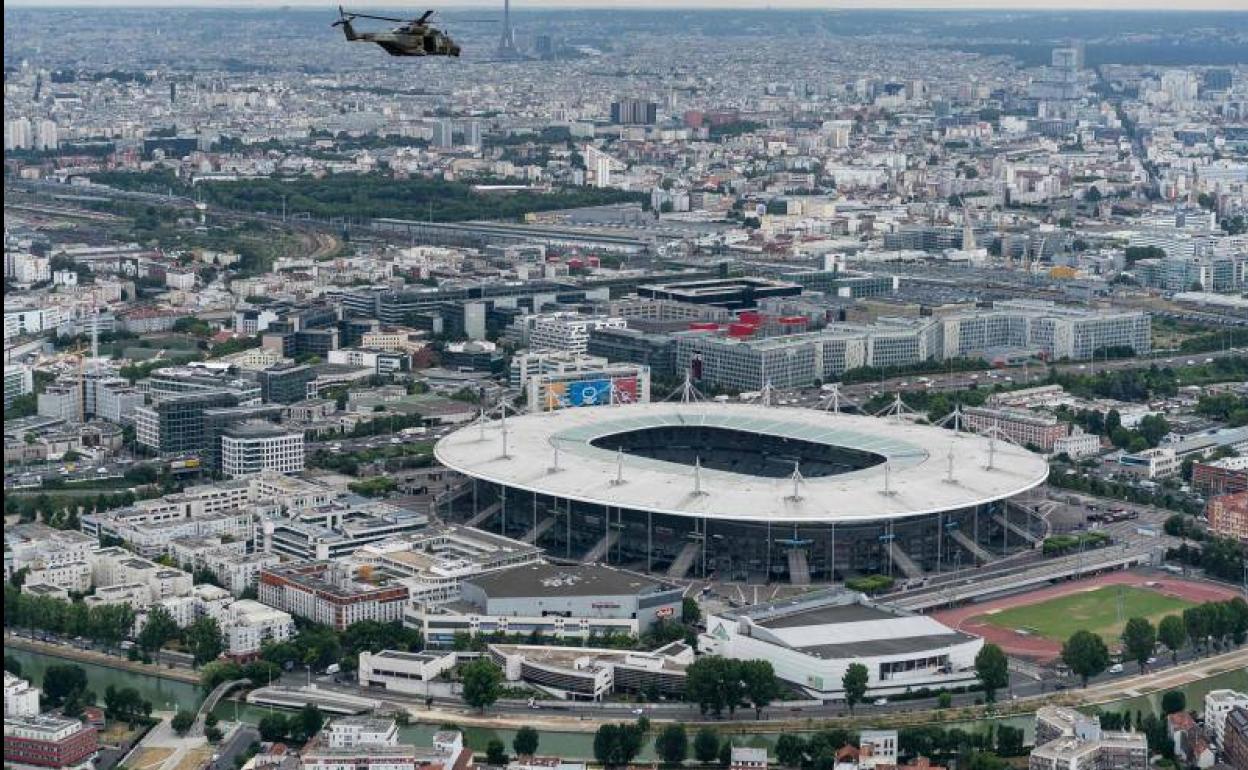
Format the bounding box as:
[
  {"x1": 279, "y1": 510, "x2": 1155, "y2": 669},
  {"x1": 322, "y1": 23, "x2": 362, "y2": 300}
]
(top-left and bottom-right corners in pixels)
[
  {"x1": 4, "y1": 634, "x2": 202, "y2": 685},
  {"x1": 11, "y1": 631, "x2": 1245, "y2": 735},
  {"x1": 395, "y1": 647, "x2": 1248, "y2": 734}
]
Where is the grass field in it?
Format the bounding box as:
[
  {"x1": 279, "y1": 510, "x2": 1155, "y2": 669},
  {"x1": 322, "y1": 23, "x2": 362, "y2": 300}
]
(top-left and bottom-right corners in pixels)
[{"x1": 979, "y1": 585, "x2": 1195, "y2": 646}]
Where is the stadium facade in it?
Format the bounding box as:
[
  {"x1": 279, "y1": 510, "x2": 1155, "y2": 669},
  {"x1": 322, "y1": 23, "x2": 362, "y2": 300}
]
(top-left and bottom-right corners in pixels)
[{"x1": 434, "y1": 402, "x2": 1049, "y2": 584}]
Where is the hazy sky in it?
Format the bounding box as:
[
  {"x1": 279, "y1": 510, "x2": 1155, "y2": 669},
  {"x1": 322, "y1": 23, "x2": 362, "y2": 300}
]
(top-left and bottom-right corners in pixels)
[{"x1": 3, "y1": 0, "x2": 1245, "y2": 9}]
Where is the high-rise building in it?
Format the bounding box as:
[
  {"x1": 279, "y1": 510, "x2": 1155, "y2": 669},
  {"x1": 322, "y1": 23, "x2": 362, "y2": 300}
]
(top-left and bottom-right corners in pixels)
[
  {"x1": 611, "y1": 98, "x2": 658, "y2": 125},
  {"x1": 4, "y1": 117, "x2": 32, "y2": 151},
  {"x1": 465, "y1": 120, "x2": 482, "y2": 149},
  {"x1": 34, "y1": 119, "x2": 58, "y2": 151},
  {"x1": 433, "y1": 122, "x2": 455, "y2": 149}
]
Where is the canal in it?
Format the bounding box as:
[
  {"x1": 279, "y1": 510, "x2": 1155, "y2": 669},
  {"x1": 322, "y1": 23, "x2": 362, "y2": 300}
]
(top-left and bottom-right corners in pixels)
[{"x1": 7, "y1": 649, "x2": 1246, "y2": 760}]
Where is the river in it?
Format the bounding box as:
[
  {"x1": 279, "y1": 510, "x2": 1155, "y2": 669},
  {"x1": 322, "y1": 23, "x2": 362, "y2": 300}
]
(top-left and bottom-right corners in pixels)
[{"x1": 7, "y1": 649, "x2": 1246, "y2": 760}]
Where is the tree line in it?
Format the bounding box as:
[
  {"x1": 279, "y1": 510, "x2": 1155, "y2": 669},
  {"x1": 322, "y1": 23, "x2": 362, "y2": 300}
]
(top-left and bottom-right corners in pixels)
[{"x1": 1061, "y1": 597, "x2": 1248, "y2": 686}]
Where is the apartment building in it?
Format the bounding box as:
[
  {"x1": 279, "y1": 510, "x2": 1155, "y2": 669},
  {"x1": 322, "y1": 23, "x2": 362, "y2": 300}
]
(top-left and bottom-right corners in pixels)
[
  {"x1": 961, "y1": 406, "x2": 1070, "y2": 452},
  {"x1": 259, "y1": 561, "x2": 409, "y2": 630}
]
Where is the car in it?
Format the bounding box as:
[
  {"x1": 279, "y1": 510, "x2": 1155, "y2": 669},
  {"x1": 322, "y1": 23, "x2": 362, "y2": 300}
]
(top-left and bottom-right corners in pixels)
[
  {"x1": 873, "y1": 698, "x2": 888, "y2": 706},
  {"x1": 1146, "y1": 657, "x2": 1157, "y2": 665},
  {"x1": 631, "y1": 708, "x2": 645, "y2": 715},
  {"x1": 1109, "y1": 663, "x2": 1124, "y2": 674}
]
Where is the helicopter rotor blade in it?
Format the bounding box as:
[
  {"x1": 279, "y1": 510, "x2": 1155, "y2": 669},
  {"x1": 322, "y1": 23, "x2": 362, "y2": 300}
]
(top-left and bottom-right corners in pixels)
[{"x1": 338, "y1": 9, "x2": 409, "y2": 23}]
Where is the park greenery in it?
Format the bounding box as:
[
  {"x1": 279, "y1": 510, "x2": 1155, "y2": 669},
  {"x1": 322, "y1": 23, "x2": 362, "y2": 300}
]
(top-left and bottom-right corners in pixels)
[
  {"x1": 972, "y1": 643, "x2": 1009, "y2": 703},
  {"x1": 461, "y1": 658, "x2": 504, "y2": 712},
  {"x1": 593, "y1": 719, "x2": 649, "y2": 768},
  {"x1": 92, "y1": 169, "x2": 648, "y2": 223},
  {"x1": 1163, "y1": 528, "x2": 1247, "y2": 583},
  {"x1": 683, "y1": 657, "x2": 781, "y2": 719},
  {"x1": 4, "y1": 584, "x2": 138, "y2": 651},
  {"x1": 1041, "y1": 531, "x2": 1110, "y2": 556}
]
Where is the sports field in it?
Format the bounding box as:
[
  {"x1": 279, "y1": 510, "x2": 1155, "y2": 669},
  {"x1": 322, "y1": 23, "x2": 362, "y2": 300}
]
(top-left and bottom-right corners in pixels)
[{"x1": 979, "y1": 584, "x2": 1194, "y2": 645}]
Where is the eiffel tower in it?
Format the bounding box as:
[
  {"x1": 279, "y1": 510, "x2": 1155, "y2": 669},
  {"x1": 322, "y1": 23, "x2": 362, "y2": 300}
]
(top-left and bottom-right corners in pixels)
[{"x1": 496, "y1": 0, "x2": 523, "y2": 60}]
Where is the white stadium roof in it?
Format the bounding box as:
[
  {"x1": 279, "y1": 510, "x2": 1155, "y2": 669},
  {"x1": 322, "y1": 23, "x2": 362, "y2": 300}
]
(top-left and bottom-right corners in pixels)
[{"x1": 433, "y1": 402, "x2": 1049, "y2": 524}]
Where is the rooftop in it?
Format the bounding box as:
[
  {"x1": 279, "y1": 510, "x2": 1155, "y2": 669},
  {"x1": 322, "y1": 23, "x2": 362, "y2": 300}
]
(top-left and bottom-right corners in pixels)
[
  {"x1": 467, "y1": 564, "x2": 675, "y2": 599},
  {"x1": 435, "y1": 403, "x2": 1048, "y2": 523}
]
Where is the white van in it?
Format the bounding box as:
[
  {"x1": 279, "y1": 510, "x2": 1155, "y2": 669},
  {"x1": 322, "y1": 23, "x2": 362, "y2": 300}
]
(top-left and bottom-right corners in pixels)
[{"x1": 1109, "y1": 663, "x2": 1124, "y2": 674}]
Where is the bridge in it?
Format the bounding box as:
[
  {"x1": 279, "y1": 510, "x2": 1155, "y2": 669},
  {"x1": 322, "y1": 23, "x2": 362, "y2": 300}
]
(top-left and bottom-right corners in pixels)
[{"x1": 193, "y1": 679, "x2": 250, "y2": 735}]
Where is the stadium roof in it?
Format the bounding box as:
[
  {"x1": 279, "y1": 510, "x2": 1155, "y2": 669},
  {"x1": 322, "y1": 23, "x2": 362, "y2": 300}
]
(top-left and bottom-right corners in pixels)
[{"x1": 434, "y1": 402, "x2": 1048, "y2": 524}]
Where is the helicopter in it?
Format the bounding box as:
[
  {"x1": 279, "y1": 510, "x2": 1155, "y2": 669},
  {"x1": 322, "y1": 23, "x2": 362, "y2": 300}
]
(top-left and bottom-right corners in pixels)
[{"x1": 332, "y1": 7, "x2": 462, "y2": 57}]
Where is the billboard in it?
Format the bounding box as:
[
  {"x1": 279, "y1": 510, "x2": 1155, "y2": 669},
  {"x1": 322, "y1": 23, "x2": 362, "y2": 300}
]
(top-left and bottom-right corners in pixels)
[
  {"x1": 567, "y1": 379, "x2": 611, "y2": 406},
  {"x1": 613, "y1": 377, "x2": 638, "y2": 404}
]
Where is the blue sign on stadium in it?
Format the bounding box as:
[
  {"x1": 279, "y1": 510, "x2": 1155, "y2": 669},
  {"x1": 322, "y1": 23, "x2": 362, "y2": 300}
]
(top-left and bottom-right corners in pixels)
[{"x1": 568, "y1": 379, "x2": 611, "y2": 406}]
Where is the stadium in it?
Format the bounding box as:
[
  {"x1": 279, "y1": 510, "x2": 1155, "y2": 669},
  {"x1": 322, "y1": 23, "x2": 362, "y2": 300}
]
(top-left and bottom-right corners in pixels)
[{"x1": 433, "y1": 402, "x2": 1051, "y2": 584}]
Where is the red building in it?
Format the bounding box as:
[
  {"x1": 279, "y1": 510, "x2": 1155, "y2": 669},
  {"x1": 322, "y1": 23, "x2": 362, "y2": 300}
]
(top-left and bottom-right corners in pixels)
[
  {"x1": 1207, "y1": 491, "x2": 1248, "y2": 544},
  {"x1": 3, "y1": 715, "x2": 98, "y2": 769},
  {"x1": 1192, "y1": 457, "x2": 1248, "y2": 497}
]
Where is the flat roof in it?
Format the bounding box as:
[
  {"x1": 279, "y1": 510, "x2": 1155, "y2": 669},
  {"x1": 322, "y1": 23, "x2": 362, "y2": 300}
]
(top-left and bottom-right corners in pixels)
[
  {"x1": 467, "y1": 564, "x2": 672, "y2": 599},
  {"x1": 756, "y1": 603, "x2": 896, "y2": 629},
  {"x1": 434, "y1": 403, "x2": 1048, "y2": 523},
  {"x1": 798, "y1": 632, "x2": 976, "y2": 659}
]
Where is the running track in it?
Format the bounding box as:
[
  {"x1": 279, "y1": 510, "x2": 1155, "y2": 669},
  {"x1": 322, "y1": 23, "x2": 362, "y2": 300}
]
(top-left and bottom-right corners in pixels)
[{"x1": 931, "y1": 571, "x2": 1242, "y2": 662}]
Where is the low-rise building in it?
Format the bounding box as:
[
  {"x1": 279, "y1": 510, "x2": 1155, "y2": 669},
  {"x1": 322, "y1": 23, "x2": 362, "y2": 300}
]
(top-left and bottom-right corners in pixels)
[
  {"x1": 357, "y1": 650, "x2": 458, "y2": 695},
  {"x1": 3, "y1": 714, "x2": 98, "y2": 769},
  {"x1": 301, "y1": 719, "x2": 469, "y2": 770},
  {"x1": 487, "y1": 642, "x2": 692, "y2": 701},
  {"x1": 1029, "y1": 706, "x2": 1147, "y2": 770},
  {"x1": 220, "y1": 421, "x2": 305, "y2": 478},
  {"x1": 1118, "y1": 446, "x2": 1180, "y2": 479},
  {"x1": 410, "y1": 564, "x2": 683, "y2": 645},
  {"x1": 1052, "y1": 427, "x2": 1101, "y2": 458},
  {"x1": 961, "y1": 406, "x2": 1069, "y2": 452}
]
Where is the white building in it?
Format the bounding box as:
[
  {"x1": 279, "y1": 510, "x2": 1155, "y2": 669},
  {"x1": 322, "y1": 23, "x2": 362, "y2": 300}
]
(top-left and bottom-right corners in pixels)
[
  {"x1": 223, "y1": 599, "x2": 296, "y2": 658},
  {"x1": 1119, "y1": 446, "x2": 1180, "y2": 479},
  {"x1": 4, "y1": 362, "x2": 34, "y2": 409},
  {"x1": 220, "y1": 422, "x2": 305, "y2": 478},
  {"x1": 357, "y1": 650, "x2": 458, "y2": 695},
  {"x1": 4, "y1": 672, "x2": 42, "y2": 718},
  {"x1": 526, "y1": 313, "x2": 628, "y2": 355},
  {"x1": 700, "y1": 590, "x2": 983, "y2": 700},
  {"x1": 1205, "y1": 689, "x2": 1248, "y2": 748},
  {"x1": 1053, "y1": 427, "x2": 1102, "y2": 459},
  {"x1": 857, "y1": 731, "x2": 898, "y2": 769}
]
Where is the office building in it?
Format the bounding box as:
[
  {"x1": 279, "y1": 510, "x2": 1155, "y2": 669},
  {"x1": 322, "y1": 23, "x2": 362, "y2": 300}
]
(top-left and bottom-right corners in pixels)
[
  {"x1": 301, "y1": 720, "x2": 470, "y2": 770},
  {"x1": 134, "y1": 390, "x2": 240, "y2": 454},
  {"x1": 486, "y1": 641, "x2": 692, "y2": 701},
  {"x1": 3, "y1": 715, "x2": 98, "y2": 769},
  {"x1": 527, "y1": 363, "x2": 650, "y2": 411},
  {"x1": 220, "y1": 421, "x2": 305, "y2": 478},
  {"x1": 638, "y1": 277, "x2": 802, "y2": 310},
  {"x1": 4, "y1": 363, "x2": 33, "y2": 409},
  {"x1": 257, "y1": 364, "x2": 317, "y2": 404},
  {"x1": 526, "y1": 313, "x2": 628, "y2": 354},
  {"x1": 610, "y1": 98, "x2": 658, "y2": 125},
  {"x1": 1205, "y1": 690, "x2": 1248, "y2": 749},
  {"x1": 357, "y1": 650, "x2": 458, "y2": 695}
]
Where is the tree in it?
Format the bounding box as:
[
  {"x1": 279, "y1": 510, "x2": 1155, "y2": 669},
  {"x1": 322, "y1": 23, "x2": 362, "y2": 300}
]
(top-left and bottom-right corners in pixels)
[
  {"x1": 486, "y1": 739, "x2": 509, "y2": 766},
  {"x1": 295, "y1": 704, "x2": 324, "y2": 741},
  {"x1": 682, "y1": 597, "x2": 702, "y2": 626},
  {"x1": 740, "y1": 660, "x2": 779, "y2": 719},
  {"x1": 775, "y1": 734, "x2": 806, "y2": 768},
  {"x1": 1121, "y1": 617, "x2": 1156, "y2": 673},
  {"x1": 513, "y1": 726, "x2": 540, "y2": 758},
  {"x1": 460, "y1": 658, "x2": 501, "y2": 712},
  {"x1": 1184, "y1": 605, "x2": 1211, "y2": 654},
  {"x1": 1061, "y1": 630, "x2": 1110, "y2": 687},
  {"x1": 42, "y1": 663, "x2": 89, "y2": 708},
  {"x1": 258, "y1": 713, "x2": 289, "y2": 742},
  {"x1": 694, "y1": 728, "x2": 720, "y2": 764},
  {"x1": 594, "y1": 723, "x2": 646, "y2": 769},
  {"x1": 655, "y1": 724, "x2": 688, "y2": 766},
  {"x1": 138, "y1": 605, "x2": 180, "y2": 653},
  {"x1": 974, "y1": 644, "x2": 1009, "y2": 703},
  {"x1": 172, "y1": 710, "x2": 196, "y2": 735},
  {"x1": 1160, "y1": 690, "x2": 1186, "y2": 715},
  {"x1": 186, "y1": 616, "x2": 224, "y2": 665},
  {"x1": 841, "y1": 663, "x2": 869, "y2": 713},
  {"x1": 937, "y1": 691, "x2": 953, "y2": 709},
  {"x1": 4, "y1": 655, "x2": 22, "y2": 678},
  {"x1": 685, "y1": 657, "x2": 731, "y2": 717},
  {"x1": 1158, "y1": 615, "x2": 1187, "y2": 664}
]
